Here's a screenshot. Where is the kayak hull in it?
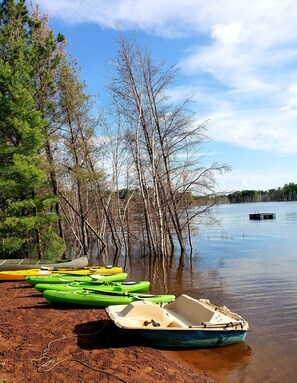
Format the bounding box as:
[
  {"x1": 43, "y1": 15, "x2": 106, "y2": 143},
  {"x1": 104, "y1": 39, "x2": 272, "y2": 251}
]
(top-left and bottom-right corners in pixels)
[
  {"x1": 0, "y1": 256, "x2": 88, "y2": 271},
  {"x1": 0, "y1": 266, "x2": 122, "y2": 281},
  {"x1": 25, "y1": 272, "x2": 128, "y2": 286},
  {"x1": 42, "y1": 290, "x2": 175, "y2": 308},
  {"x1": 35, "y1": 280, "x2": 150, "y2": 293}
]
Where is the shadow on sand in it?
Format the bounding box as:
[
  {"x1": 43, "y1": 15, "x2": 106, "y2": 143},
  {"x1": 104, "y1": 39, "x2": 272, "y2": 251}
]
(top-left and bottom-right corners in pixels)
[{"x1": 74, "y1": 319, "x2": 143, "y2": 350}]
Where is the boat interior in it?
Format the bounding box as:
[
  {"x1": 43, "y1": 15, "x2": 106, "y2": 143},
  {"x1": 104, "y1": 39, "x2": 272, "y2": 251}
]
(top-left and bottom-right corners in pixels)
[{"x1": 107, "y1": 294, "x2": 248, "y2": 331}]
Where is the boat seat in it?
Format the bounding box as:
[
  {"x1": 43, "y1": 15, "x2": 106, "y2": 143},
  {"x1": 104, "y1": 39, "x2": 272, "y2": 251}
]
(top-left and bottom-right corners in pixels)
[
  {"x1": 165, "y1": 295, "x2": 215, "y2": 325},
  {"x1": 119, "y1": 301, "x2": 173, "y2": 328},
  {"x1": 165, "y1": 309, "x2": 193, "y2": 328}
]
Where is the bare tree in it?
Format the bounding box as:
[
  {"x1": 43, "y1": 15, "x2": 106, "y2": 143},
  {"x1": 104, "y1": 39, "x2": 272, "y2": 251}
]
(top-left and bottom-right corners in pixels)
[{"x1": 109, "y1": 35, "x2": 230, "y2": 261}]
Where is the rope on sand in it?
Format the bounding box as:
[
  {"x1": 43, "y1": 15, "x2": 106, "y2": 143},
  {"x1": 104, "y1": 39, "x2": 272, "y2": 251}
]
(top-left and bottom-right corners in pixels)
[{"x1": 32, "y1": 322, "x2": 129, "y2": 383}]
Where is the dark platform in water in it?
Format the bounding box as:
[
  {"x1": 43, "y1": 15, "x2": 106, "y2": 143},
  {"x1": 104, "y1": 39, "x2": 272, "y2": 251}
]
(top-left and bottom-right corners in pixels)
[{"x1": 249, "y1": 213, "x2": 276, "y2": 220}]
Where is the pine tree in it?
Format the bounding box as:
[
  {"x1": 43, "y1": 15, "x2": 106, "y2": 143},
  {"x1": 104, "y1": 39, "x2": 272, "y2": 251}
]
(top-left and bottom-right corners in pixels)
[{"x1": 0, "y1": 0, "x2": 65, "y2": 259}]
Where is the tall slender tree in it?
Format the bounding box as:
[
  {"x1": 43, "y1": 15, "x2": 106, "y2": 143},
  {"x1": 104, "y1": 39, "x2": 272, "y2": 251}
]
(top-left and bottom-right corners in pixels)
[
  {"x1": 29, "y1": 4, "x2": 66, "y2": 243},
  {"x1": 54, "y1": 56, "x2": 111, "y2": 260},
  {"x1": 0, "y1": 0, "x2": 65, "y2": 258}
]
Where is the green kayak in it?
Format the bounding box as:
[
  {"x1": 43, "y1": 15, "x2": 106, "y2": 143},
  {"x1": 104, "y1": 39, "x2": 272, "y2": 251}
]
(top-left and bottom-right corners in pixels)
[
  {"x1": 25, "y1": 272, "x2": 128, "y2": 286},
  {"x1": 35, "y1": 280, "x2": 150, "y2": 293},
  {"x1": 42, "y1": 289, "x2": 176, "y2": 308}
]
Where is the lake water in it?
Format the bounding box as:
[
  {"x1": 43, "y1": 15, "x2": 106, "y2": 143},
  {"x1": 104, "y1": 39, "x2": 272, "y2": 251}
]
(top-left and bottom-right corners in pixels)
[{"x1": 124, "y1": 201, "x2": 297, "y2": 383}]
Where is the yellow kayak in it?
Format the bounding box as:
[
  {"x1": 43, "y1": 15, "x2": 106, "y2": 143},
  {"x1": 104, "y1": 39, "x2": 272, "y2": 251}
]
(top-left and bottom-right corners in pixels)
[{"x1": 0, "y1": 266, "x2": 123, "y2": 281}]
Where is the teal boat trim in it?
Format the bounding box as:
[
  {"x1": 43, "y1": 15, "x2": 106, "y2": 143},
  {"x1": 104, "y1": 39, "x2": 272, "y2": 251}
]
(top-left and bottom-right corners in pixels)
[{"x1": 116, "y1": 327, "x2": 247, "y2": 348}]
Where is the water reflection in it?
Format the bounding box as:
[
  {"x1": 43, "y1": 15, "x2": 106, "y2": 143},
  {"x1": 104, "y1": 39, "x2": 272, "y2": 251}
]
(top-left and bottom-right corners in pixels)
[
  {"x1": 165, "y1": 342, "x2": 253, "y2": 381},
  {"x1": 118, "y1": 201, "x2": 297, "y2": 383},
  {"x1": 124, "y1": 250, "x2": 228, "y2": 301},
  {"x1": 286, "y1": 211, "x2": 297, "y2": 222}
]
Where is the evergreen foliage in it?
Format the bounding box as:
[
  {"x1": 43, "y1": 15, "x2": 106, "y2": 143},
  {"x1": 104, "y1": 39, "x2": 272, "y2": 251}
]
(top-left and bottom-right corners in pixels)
[
  {"x1": 0, "y1": 0, "x2": 65, "y2": 259},
  {"x1": 227, "y1": 183, "x2": 297, "y2": 203},
  {"x1": 3, "y1": 1, "x2": 282, "y2": 264}
]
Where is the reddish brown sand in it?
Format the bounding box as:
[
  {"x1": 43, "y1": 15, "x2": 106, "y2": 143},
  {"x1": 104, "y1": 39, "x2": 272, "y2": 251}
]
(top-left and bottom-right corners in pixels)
[{"x1": 0, "y1": 281, "x2": 221, "y2": 383}]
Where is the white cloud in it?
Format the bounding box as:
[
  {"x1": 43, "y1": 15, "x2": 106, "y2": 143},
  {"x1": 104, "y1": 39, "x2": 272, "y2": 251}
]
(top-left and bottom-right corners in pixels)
[
  {"x1": 211, "y1": 22, "x2": 250, "y2": 44},
  {"x1": 36, "y1": 0, "x2": 297, "y2": 42},
  {"x1": 281, "y1": 83, "x2": 297, "y2": 110},
  {"x1": 36, "y1": 0, "x2": 297, "y2": 159},
  {"x1": 281, "y1": 98, "x2": 297, "y2": 111},
  {"x1": 207, "y1": 107, "x2": 297, "y2": 154},
  {"x1": 36, "y1": 0, "x2": 209, "y2": 36},
  {"x1": 288, "y1": 84, "x2": 297, "y2": 93}
]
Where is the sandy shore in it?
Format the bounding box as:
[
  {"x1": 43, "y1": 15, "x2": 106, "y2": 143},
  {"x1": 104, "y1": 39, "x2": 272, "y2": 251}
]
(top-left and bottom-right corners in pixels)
[{"x1": 0, "y1": 281, "x2": 220, "y2": 383}]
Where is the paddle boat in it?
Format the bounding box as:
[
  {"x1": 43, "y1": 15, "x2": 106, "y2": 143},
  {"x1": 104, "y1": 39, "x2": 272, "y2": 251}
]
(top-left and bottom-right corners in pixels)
[
  {"x1": 106, "y1": 294, "x2": 249, "y2": 348},
  {"x1": 35, "y1": 280, "x2": 150, "y2": 293},
  {"x1": 0, "y1": 265, "x2": 122, "y2": 281},
  {"x1": 25, "y1": 272, "x2": 128, "y2": 286},
  {"x1": 42, "y1": 289, "x2": 175, "y2": 308}
]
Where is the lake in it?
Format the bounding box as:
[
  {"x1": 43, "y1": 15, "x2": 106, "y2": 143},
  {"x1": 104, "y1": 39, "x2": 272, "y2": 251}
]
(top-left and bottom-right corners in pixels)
[{"x1": 124, "y1": 201, "x2": 297, "y2": 383}]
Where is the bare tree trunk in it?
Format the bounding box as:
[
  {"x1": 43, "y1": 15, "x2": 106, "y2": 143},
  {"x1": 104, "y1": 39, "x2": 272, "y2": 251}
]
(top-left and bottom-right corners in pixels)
[{"x1": 109, "y1": 35, "x2": 230, "y2": 262}]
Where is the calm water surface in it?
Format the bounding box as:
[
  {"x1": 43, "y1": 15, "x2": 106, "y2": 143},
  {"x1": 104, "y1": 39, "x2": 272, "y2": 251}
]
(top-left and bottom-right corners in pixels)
[{"x1": 124, "y1": 201, "x2": 297, "y2": 383}]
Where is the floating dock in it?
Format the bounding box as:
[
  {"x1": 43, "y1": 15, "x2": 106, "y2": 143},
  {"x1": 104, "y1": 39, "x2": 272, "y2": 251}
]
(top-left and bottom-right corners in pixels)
[{"x1": 249, "y1": 213, "x2": 276, "y2": 220}]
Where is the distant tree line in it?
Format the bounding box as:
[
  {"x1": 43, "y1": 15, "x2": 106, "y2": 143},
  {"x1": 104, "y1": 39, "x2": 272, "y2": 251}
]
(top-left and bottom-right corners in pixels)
[
  {"x1": 226, "y1": 183, "x2": 297, "y2": 203},
  {"x1": 0, "y1": 0, "x2": 229, "y2": 264}
]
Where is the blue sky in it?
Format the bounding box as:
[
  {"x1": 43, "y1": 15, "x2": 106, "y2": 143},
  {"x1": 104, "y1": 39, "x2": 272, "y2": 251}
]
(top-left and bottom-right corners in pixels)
[{"x1": 34, "y1": 0, "x2": 297, "y2": 193}]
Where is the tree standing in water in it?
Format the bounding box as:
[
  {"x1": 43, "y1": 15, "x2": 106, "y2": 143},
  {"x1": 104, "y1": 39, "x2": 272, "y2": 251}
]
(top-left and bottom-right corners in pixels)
[
  {"x1": 109, "y1": 35, "x2": 230, "y2": 261},
  {"x1": 0, "y1": 1, "x2": 230, "y2": 264}
]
